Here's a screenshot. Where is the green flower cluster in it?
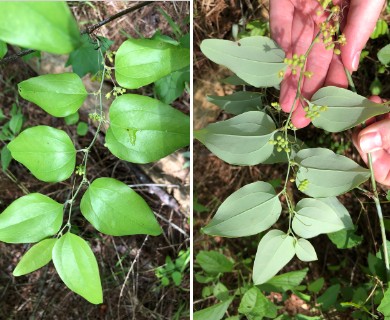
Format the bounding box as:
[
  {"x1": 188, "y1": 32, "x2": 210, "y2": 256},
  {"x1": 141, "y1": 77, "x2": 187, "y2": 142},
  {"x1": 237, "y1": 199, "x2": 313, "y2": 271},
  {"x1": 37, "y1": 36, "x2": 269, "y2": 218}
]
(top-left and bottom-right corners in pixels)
[
  {"x1": 269, "y1": 135, "x2": 291, "y2": 153},
  {"x1": 303, "y1": 103, "x2": 328, "y2": 121},
  {"x1": 298, "y1": 179, "x2": 309, "y2": 191}
]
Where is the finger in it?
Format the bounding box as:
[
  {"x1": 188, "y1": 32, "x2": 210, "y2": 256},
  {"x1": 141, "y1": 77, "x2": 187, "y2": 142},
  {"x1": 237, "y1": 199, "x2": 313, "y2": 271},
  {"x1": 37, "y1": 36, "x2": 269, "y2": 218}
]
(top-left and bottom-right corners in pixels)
[
  {"x1": 341, "y1": 0, "x2": 385, "y2": 72},
  {"x1": 357, "y1": 118, "x2": 390, "y2": 153},
  {"x1": 291, "y1": 104, "x2": 311, "y2": 128},
  {"x1": 324, "y1": 53, "x2": 348, "y2": 88},
  {"x1": 280, "y1": 72, "x2": 299, "y2": 113},
  {"x1": 370, "y1": 150, "x2": 390, "y2": 186},
  {"x1": 270, "y1": 0, "x2": 294, "y2": 53}
]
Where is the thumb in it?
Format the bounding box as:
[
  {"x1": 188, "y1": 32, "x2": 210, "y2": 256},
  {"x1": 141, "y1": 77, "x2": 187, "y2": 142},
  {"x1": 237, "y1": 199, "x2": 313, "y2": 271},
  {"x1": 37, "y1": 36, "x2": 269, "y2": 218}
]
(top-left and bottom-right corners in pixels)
[
  {"x1": 358, "y1": 118, "x2": 390, "y2": 153},
  {"x1": 341, "y1": 0, "x2": 385, "y2": 72}
]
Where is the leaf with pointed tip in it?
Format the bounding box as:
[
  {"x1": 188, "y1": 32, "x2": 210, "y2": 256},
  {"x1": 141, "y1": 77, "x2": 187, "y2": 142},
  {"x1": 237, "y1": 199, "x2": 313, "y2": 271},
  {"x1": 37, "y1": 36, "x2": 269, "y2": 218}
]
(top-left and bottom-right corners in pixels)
[
  {"x1": 203, "y1": 181, "x2": 281, "y2": 237},
  {"x1": 207, "y1": 91, "x2": 262, "y2": 115},
  {"x1": 195, "y1": 111, "x2": 276, "y2": 166},
  {"x1": 80, "y1": 177, "x2": 161, "y2": 236},
  {"x1": 295, "y1": 238, "x2": 317, "y2": 262},
  {"x1": 292, "y1": 198, "x2": 352, "y2": 239},
  {"x1": 311, "y1": 86, "x2": 390, "y2": 132},
  {"x1": 8, "y1": 126, "x2": 76, "y2": 182},
  {"x1": 253, "y1": 230, "x2": 295, "y2": 285},
  {"x1": 201, "y1": 36, "x2": 287, "y2": 87},
  {"x1": 52, "y1": 233, "x2": 102, "y2": 304},
  {"x1": 295, "y1": 148, "x2": 370, "y2": 197},
  {"x1": 194, "y1": 297, "x2": 234, "y2": 320},
  {"x1": 0, "y1": 193, "x2": 63, "y2": 243},
  {"x1": 18, "y1": 73, "x2": 88, "y2": 117},
  {"x1": 13, "y1": 239, "x2": 57, "y2": 276},
  {"x1": 0, "y1": 2, "x2": 81, "y2": 54},
  {"x1": 106, "y1": 94, "x2": 190, "y2": 163},
  {"x1": 115, "y1": 38, "x2": 190, "y2": 89}
]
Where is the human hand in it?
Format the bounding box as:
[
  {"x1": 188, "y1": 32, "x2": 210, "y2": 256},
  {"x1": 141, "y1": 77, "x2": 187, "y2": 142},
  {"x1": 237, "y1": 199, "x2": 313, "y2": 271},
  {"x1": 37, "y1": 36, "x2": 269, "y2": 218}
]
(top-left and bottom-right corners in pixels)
[
  {"x1": 270, "y1": 0, "x2": 385, "y2": 128},
  {"x1": 352, "y1": 96, "x2": 390, "y2": 187}
]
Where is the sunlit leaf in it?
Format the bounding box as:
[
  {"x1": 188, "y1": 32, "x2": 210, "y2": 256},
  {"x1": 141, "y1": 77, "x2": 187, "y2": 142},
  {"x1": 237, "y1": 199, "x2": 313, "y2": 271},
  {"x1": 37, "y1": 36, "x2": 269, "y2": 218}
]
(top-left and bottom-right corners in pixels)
[
  {"x1": 18, "y1": 73, "x2": 88, "y2": 117},
  {"x1": 80, "y1": 177, "x2": 161, "y2": 236},
  {"x1": 115, "y1": 38, "x2": 190, "y2": 89},
  {"x1": 0, "y1": 2, "x2": 81, "y2": 54},
  {"x1": 195, "y1": 111, "x2": 276, "y2": 166},
  {"x1": 295, "y1": 148, "x2": 370, "y2": 197},
  {"x1": 0, "y1": 193, "x2": 63, "y2": 243},
  {"x1": 13, "y1": 238, "x2": 57, "y2": 276},
  {"x1": 259, "y1": 268, "x2": 308, "y2": 292},
  {"x1": 106, "y1": 94, "x2": 190, "y2": 163},
  {"x1": 295, "y1": 238, "x2": 317, "y2": 262},
  {"x1": 253, "y1": 230, "x2": 295, "y2": 284},
  {"x1": 200, "y1": 36, "x2": 287, "y2": 87},
  {"x1": 203, "y1": 181, "x2": 281, "y2": 237},
  {"x1": 8, "y1": 126, "x2": 76, "y2": 182},
  {"x1": 52, "y1": 233, "x2": 102, "y2": 304},
  {"x1": 311, "y1": 86, "x2": 389, "y2": 132},
  {"x1": 292, "y1": 197, "x2": 353, "y2": 239}
]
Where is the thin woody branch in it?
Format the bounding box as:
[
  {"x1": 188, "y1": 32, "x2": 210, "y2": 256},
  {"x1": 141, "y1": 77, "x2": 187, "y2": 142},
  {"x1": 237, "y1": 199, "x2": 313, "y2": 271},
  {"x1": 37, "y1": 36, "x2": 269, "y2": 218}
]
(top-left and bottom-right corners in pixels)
[{"x1": 0, "y1": 1, "x2": 153, "y2": 66}]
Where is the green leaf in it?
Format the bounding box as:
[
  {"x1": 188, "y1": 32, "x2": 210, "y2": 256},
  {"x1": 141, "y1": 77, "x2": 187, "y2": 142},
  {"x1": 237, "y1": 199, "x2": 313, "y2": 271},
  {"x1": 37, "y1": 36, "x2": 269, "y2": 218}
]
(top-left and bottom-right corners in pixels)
[
  {"x1": 378, "y1": 44, "x2": 390, "y2": 65},
  {"x1": 1, "y1": 145, "x2": 12, "y2": 171},
  {"x1": 292, "y1": 197, "x2": 353, "y2": 239},
  {"x1": 253, "y1": 230, "x2": 295, "y2": 285},
  {"x1": 115, "y1": 38, "x2": 190, "y2": 89},
  {"x1": 65, "y1": 34, "x2": 114, "y2": 77},
  {"x1": 387, "y1": 191, "x2": 390, "y2": 201},
  {"x1": 13, "y1": 238, "x2": 57, "y2": 276},
  {"x1": 295, "y1": 148, "x2": 370, "y2": 197},
  {"x1": 195, "y1": 111, "x2": 276, "y2": 166},
  {"x1": 194, "y1": 297, "x2": 233, "y2": 320},
  {"x1": 9, "y1": 114, "x2": 23, "y2": 134},
  {"x1": 327, "y1": 228, "x2": 362, "y2": 249},
  {"x1": 196, "y1": 250, "x2": 234, "y2": 275},
  {"x1": 171, "y1": 271, "x2": 182, "y2": 286},
  {"x1": 52, "y1": 233, "x2": 102, "y2": 304},
  {"x1": 295, "y1": 238, "x2": 317, "y2": 262},
  {"x1": 310, "y1": 86, "x2": 390, "y2": 132},
  {"x1": 203, "y1": 181, "x2": 281, "y2": 237},
  {"x1": 200, "y1": 36, "x2": 287, "y2": 87},
  {"x1": 0, "y1": 193, "x2": 63, "y2": 243},
  {"x1": 370, "y1": 19, "x2": 388, "y2": 39},
  {"x1": 317, "y1": 284, "x2": 340, "y2": 311},
  {"x1": 80, "y1": 177, "x2": 161, "y2": 236},
  {"x1": 76, "y1": 122, "x2": 88, "y2": 136},
  {"x1": 106, "y1": 94, "x2": 190, "y2": 163},
  {"x1": 221, "y1": 74, "x2": 250, "y2": 86},
  {"x1": 308, "y1": 278, "x2": 324, "y2": 293},
  {"x1": 18, "y1": 73, "x2": 88, "y2": 117},
  {"x1": 238, "y1": 286, "x2": 277, "y2": 318},
  {"x1": 213, "y1": 282, "x2": 230, "y2": 301},
  {"x1": 64, "y1": 112, "x2": 79, "y2": 125},
  {"x1": 259, "y1": 268, "x2": 308, "y2": 292},
  {"x1": 0, "y1": 40, "x2": 7, "y2": 59},
  {"x1": 207, "y1": 91, "x2": 262, "y2": 115},
  {"x1": 155, "y1": 67, "x2": 190, "y2": 104},
  {"x1": 0, "y1": 2, "x2": 81, "y2": 54},
  {"x1": 378, "y1": 288, "x2": 390, "y2": 318},
  {"x1": 8, "y1": 126, "x2": 76, "y2": 182}
]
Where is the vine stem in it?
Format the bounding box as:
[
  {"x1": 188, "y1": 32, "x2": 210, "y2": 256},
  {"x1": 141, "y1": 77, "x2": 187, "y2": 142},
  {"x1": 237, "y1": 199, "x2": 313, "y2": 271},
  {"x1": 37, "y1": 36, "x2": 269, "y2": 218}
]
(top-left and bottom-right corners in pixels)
[{"x1": 344, "y1": 68, "x2": 390, "y2": 282}]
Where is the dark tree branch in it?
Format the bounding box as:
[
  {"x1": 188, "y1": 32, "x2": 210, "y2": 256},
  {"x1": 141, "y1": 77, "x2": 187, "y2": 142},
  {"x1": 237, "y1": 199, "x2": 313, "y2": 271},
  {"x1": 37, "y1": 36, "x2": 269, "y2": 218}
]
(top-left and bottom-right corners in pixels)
[{"x1": 0, "y1": 1, "x2": 153, "y2": 66}]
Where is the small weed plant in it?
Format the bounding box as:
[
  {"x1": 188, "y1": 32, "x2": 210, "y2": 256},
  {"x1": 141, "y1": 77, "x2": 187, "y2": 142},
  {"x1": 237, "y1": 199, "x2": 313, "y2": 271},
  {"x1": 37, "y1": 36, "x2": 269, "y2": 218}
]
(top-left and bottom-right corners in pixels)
[
  {"x1": 195, "y1": 2, "x2": 390, "y2": 319},
  {"x1": 0, "y1": 2, "x2": 189, "y2": 304}
]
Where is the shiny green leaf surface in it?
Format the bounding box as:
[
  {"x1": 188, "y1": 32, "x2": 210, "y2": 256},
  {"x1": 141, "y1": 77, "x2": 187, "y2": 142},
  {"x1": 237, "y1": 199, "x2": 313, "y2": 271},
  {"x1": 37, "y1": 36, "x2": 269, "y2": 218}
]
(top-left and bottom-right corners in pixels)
[
  {"x1": 52, "y1": 233, "x2": 102, "y2": 304},
  {"x1": 295, "y1": 148, "x2": 370, "y2": 197},
  {"x1": 203, "y1": 181, "x2": 281, "y2": 237},
  {"x1": 253, "y1": 230, "x2": 295, "y2": 284},
  {"x1": 0, "y1": 2, "x2": 81, "y2": 54},
  {"x1": 200, "y1": 36, "x2": 287, "y2": 87},
  {"x1": 0, "y1": 193, "x2": 63, "y2": 243},
  {"x1": 292, "y1": 197, "x2": 353, "y2": 239},
  {"x1": 13, "y1": 238, "x2": 57, "y2": 276},
  {"x1": 195, "y1": 111, "x2": 276, "y2": 166},
  {"x1": 80, "y1": 177, "x2": 161, "y2": 236},
  {"x1": 106, "y1": 94, "x2": 190, "y2": 163},
  {"x1": 18, "y1": 73, "x2": 88, "y2": 117},
  {"x1": 115, "y1": 38, "x2": 190, "y2": 89},
  {"x1": 8, "y1": 126, "x2": 76, "y2": 182},
  {"x1": 311, "y1": 86, "x2": 390, "y2": 132}
]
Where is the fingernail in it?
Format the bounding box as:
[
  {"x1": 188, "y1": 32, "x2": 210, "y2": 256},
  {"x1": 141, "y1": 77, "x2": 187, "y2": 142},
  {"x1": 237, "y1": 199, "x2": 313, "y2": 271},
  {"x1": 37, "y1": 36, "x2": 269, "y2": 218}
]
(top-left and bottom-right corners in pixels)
[
  {"x1": 360, "y1": 131, "x2": 382, "y2": 153},
  {"x1": 352, "y1": 51, "x2": 361, "y2": 71}
]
